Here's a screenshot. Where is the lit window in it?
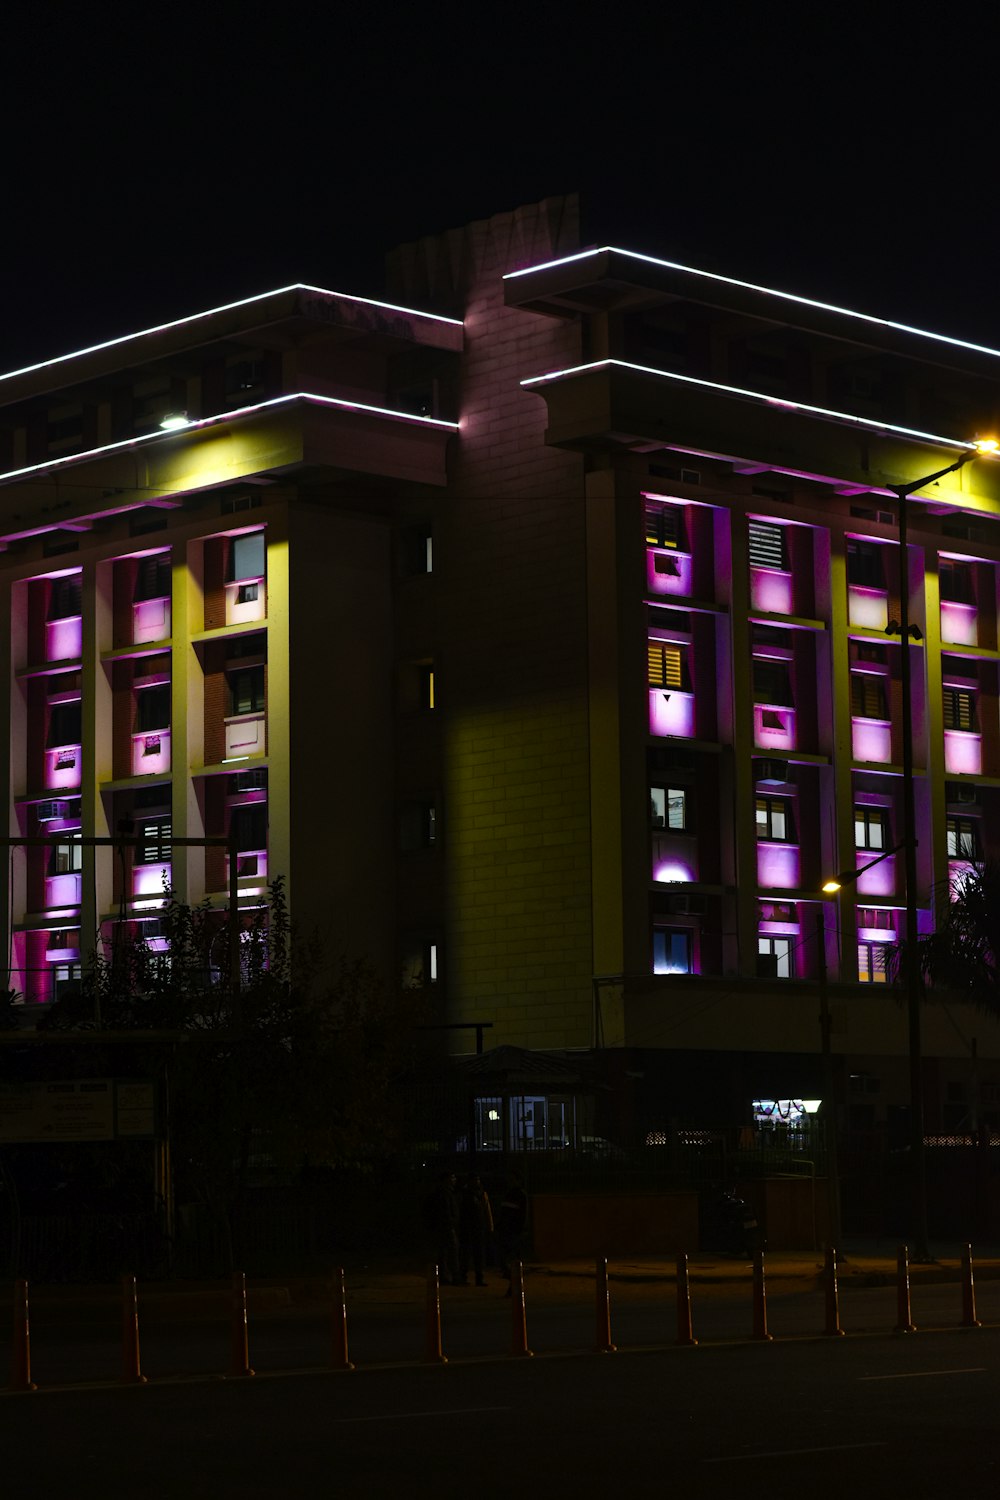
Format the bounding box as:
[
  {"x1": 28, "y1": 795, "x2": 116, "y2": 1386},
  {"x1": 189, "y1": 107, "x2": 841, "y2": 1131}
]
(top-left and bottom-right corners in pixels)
[
  {"x1": 858, "y1": 942, "x2": 889, "y2": 983},
  {"x1": 229, "y1": 666, "x2": 265, "y2": 716},
  {"x1": 851, "y1": 672, "x2": 888, "y2": 719},
  {"x1": 748, "y1": 521, "x2": 788, "y2": 570},
  {"x1": 651, "y1": 786, "x2": 687, "y2": 830},
  {"x1": 946, "y1": 816, "x2": 980, "y2": 860},
  {"x1": 943, "y1": 688, "x2": 977, "y2": 732},
  {"x1": 237, "y1": 582, "x2": 259, "y2": 605},
  {"x1": 421, "y1": 665, "x2": 435, "y2": 710},
  {"x1": 653, "y1": 927, "x2": 692, "y2": 975},
  {"x1": 51, "y1": 837, "x2": 83, "y2": 874},
  {"x1": 757, "y1": 936, "x2": 794, "y2": 979},
  {"x1": 645, "y1": 504, "x2": 687, "y2": 550},
  {"x1": 756, "y1": 796, "x2": 794, "y2": 842},
  {"x1": 139, "y1": 818, "x2": 171, "y2": 864},
  {"x1": 855, "y1": 806, "x2": 887, "y2": 851},
  {"x1": 648, "y1": 643, "x2": 690, "y2": 690}
]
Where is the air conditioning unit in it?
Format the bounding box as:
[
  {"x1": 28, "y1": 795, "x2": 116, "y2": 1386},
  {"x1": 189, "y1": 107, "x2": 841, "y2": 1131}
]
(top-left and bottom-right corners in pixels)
[
  {"x1": 671, "y1": 894, "x2": 706, "y2": 916},
  {"x1": 36, "y1": 800, "x2": 67, "y2": 822},
  {"x1": 755, "y1": 759, "x2": 788, "y2": 785}
]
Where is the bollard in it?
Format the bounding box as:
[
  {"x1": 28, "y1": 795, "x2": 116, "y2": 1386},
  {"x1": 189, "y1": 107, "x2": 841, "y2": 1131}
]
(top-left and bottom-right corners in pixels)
[
  {"x1": 10, "y1": 1279, "x2": 36, "y2": 1392},
  {"x1": 594, "y1": 1256, "x2": 617, "y2": 1353},
  {"x1": 509, "y1": 1260, "x2": 533, "y2": 1358},
  {"x1": 824, "y1": 1245, "x2": 845, "y2": 1337},
  {"x1": 894, "y1": 1244, "x2": 916, "y2": 1334},
  {"x1": 752, "y1": 1249, "x2": 773, "y2": 1341},
  {"x1": 331, "y1": 1267, "x2": 356, "y2": 1369},
  {"x1": 121, "y1": 1275, "x2": 147, "y2": 1384},
  {"x1": 424, "y1": 1264, "x2": 448, "y2": 1364},
  {"x1": 961, "y1": 1243, "x2": 982, "y2": 1329},
  {"x1": 230, "y1": 1271, "x2": 255, "y2": 1377},
  {"x1": 675, "y1": 1252, "x2": 697, "y2": 1346}
]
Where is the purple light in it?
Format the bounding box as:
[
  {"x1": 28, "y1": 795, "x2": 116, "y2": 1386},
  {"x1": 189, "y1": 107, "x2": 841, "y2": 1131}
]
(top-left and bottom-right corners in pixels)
[
  {"x1": 133, "y1": 864, "x2": 170, "y2": 898},
  {"x1": 133, "y1": 599, "x2": 170, "y2": 645},
  {"x1": 753, "y1": 705, "x2": 795, "y2": 751},
  {"x1": 852, "y1": 719, "x2": 892, "y2": 763},
  {"x1": 756, "y1": 843, "x2": 801, "y2": 889},
  {"x1": 131, "y1": 732, "x2": 171, "y2": 777},
  {"x1": 45, "y1": 874, "x2": 81, "y2": 908},
  {"x1": 46, "y1": 618, "x2": 82, "y2": 662},
  {"x1": 750, "y1": 568, "x2": 794, "y2": 614},
  {"x1": 649, "y1": 690, "x2": 695, "y2": 738},
  {"x1": 944, "y1": 730, "x2": 982, "y2": 775},
  {"x1": 856, "y1": 850, "x2": 897, "y2": 898},
  {"x1": 647, "y1": 550, "x2": 693, "y2": 596},
  {"x1": 653, "y1": 859, "x2": 697, "y2": 884},
  {"x1": 45, "y1": 748, "x2": 81, "y2": 790},
  {"x1": 940, "y1": 600, "x2": 978, "y2": 646}
]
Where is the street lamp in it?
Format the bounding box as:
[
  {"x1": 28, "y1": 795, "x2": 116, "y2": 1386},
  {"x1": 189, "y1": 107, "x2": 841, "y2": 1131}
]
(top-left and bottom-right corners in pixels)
[{"x1": 886, "y1": 438, "x2": 996, "y2": 1260}]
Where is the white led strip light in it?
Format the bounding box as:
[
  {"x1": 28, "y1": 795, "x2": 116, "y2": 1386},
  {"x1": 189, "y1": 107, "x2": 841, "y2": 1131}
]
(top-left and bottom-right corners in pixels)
[
  {"x1": 0, "y1": 392, "x2": 459, "y2": 486},
  {"x1": 521, "y1": 357, "x2": 976, "y2": 452},
  {"x1": 0, "y1": 284, "x2": 462, "y2": 386},
  {"x1": 504, "y1": 246, "x2": 1000, "y2": 364}
]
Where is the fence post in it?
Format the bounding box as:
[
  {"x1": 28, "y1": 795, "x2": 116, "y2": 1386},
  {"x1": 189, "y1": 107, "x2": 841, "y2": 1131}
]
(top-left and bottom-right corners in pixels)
[
  {"x1": 752, "y1": 1249, "x2": 773, "y2": 1341},
  {"x1": 961, "y1": 1243, "x2": 981, "y2": 1329},
  {"x1": 230, "y1": 1271, "x2": 255, "y2": 1376},
  {"x1": 594, "y1": 1256, "x2": 617, "y2": 1353},
  {"x1": 824, "y1": 1245, "x2": 845, "y2": 1337},
  {"x1": 894, "y1": 1245, "x2": 916, "y2": 1333},
  {"x1": 424, "y1": 1264, "x2": 448, "y2": 1364},
  {"x1": 9, "y1": 1279, "x2": 36, "y2": 1392},
  {"x1": 510, "y1": 1260, "x2": 533, "y2": 1358},
  {"x1": 121, "y1": 1274, "x2": 147, "y2": 1384},
  {"x1": 675, "y1": 1252, "x2": 697, "y2": 1346},
  {"x1": 331, "y1": 1267, "x2": 356, "y2": 1369}
]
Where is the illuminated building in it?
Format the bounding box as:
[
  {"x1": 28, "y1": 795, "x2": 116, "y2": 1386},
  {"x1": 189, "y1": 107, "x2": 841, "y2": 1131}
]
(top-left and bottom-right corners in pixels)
[{"x1": 4, "y1": 196, "x2": 1000, "y2": 1155}]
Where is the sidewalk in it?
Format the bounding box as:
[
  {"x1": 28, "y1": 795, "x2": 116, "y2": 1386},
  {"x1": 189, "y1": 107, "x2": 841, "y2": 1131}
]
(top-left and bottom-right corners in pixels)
[{"x1": 18, "y1": 1240, "x2": 1000, "y2": 1322}]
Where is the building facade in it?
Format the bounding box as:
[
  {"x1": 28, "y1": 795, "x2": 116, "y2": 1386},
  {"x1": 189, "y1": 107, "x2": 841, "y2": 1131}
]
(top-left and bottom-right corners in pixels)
[{"x1": 4, "y1": 195, "x2": 1000, "y2": 1152}]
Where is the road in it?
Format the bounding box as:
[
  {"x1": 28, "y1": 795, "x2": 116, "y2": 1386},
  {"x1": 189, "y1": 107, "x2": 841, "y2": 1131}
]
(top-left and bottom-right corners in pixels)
[{"x1": 4, "y1": 1327, "x2": 999, "y2": 1497}]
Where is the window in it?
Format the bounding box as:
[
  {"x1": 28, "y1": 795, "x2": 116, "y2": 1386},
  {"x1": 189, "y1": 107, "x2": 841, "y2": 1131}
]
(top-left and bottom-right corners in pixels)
[
  {"x1": 847, "y1": 541, "x2": 884, "y2": 588},
  {"x1": 855, "y1": 806, "x2": 887, "y2": 851},
  {"x1": 402, "y1": 524, "x2": 434, "y2": 575},
  {"x1": 651, "y1": 786, "x2": 688, "y2": 830},
  {"x1": 420, "y1": 664, "x2": 436, "y2": 710},
  {"x1": 139, "y1": 818, "x2": 171, "y2": 864},
  {"x1": 757, "y1": 936, "x2": 794, "y2": 979},
  {"x1": 946, "y1": 816, "x2": 980, "y2": 860},
  {"x1": 943, "y1": 688, "x2": 977, "y2": 731},
  {"x1": 47, "y1": 703, "x2": 81, "y2": 747},
  {"x1": 399, "y1": 801, "x2": 437, "y2": 850},
  {"x1": 653, "y1": 927, "x2": 692, "y2": 975},
  {"x1": 231, "y1": 804, "x2": 267, "y2": 852},
  {"x1": 748, "y1": 520, "x2": 788, "y2": 570},
  {"x1": 225, "y1": 357, "x2": 265, "y2": 396},
  {"x1": 752, "y1": 661, "x2": 792, "y2": 706},
  {"x1": 52, "y1": 963, "x2": 82, "y2": 1002},
  {"x1": 940, "y1": 560, "x2": 974, "y2": 603},
  {"x1": 229, "y1": 666, "x2": 265, "y2": 716},
  {"x1": 237, "y1": 583, "x2": 258, "y2": 604},
  {"x1": 135, "y1": 686, "x2": 170, "y2": 732},
  {"x1": 134, "y1": 556, "x2": 171, "y2": 601},
  {"x1": 648, "y1": 642, "x2": 690, "y2": 690},
  {"x1": 851, "y1": 672, "x2": 888, "y2": 719},
  {"x1": 51, "y1": 838, "x2": 83, "y2": 874},
  {"x1": 48, "y1": 577, "x2": 82, "y2": 619},
  {"x1": 645, "y1": 504, "x2": 687, "y2": 550},
  {"x1": 228, "y1": 532, "x2": 265, "y2": 583},
  {"x1": 755, "y1": 796, "x2": 794, "y2": 842},
  {"x1": 858, "y1": 942, "x2": 889, "y2": 983}
]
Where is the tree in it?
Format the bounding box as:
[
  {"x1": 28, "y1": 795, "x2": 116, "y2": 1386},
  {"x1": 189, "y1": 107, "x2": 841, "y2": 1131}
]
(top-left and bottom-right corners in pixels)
[
  {"x1": 919, "y1": 862, "x2": 1000, "y2": 1019},
  {"x1": 41, "y1": 879, "x2": 431, "y2": 1265}
]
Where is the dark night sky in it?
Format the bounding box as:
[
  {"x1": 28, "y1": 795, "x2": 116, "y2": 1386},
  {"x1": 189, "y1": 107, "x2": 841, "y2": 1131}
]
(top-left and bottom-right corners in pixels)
[{"x1": 5, "y1": 2, "x2": 1000, "y2": 371}]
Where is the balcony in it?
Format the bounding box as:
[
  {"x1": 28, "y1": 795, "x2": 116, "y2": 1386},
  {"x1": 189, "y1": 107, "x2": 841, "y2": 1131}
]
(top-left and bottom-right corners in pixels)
[
  {"x1": 647, "y1": 549, "x2": 693, "y2": 598},
  {"x1": 848, "y1": 586, "x2": 888, "y2": 632},
  {"x1": 649, "y1": 689, "x2": 695, "y2": 738},
  {"x1": 944, "y1": 729, "x2": 982, "y2": 776},
  {"x1": 131, "y1": 730, "x2": 171, "y2": 777},
  {"x1": 133, "y1": 597, "x2": 171, "y2": 645},
  {"x1": 46, "y1": 616, "x2": 82, "y2": 662},
  {"x1": 940, "y1": 600, "x2": 978, "y2": 647},
  {"x1": 750, "y1": 567, "x2": 794, "y2": 615},
  {"x1": 753, "y1": 703, "x2": 795, "y2": 752},
  {"x1": 852, "y1": 716, "x2": 892, "y2": 764},
  {"x1": 756, "y1": 842, "x2": 801, "y2": 889},
  {"x1": 45, "y1": 745, "x2": 81, "y2": 791}
]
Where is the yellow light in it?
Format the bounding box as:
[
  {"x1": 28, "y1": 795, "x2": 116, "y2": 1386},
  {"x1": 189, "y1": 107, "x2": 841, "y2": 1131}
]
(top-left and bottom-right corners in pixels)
[
  {"x1": 974, "y1": 437, "x2": 1000, "y2": 454},
  {"x1": 821, "y1": 879, "x2": 841, "y2": 894}
]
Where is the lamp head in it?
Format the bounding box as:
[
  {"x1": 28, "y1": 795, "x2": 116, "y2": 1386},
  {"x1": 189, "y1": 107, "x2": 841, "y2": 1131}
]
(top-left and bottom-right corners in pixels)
[
  {"x1": 974, "y1": 437, "x2": 1000, "y2": 455},
  {"x1": 821, "y1": 878, "x2": 842, "y2": 894}
]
